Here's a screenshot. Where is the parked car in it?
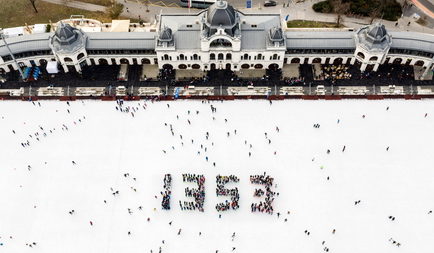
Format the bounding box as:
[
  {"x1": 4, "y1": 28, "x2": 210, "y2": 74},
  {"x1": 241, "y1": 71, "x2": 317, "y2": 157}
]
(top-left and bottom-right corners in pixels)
[{"x1": 264, "y1": 0, "x2": 277, "y2": 7}]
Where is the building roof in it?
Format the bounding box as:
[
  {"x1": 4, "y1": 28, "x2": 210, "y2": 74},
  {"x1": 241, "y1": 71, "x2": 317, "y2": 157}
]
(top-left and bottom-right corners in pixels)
[
  {"x1": 174, "y1": 30, "x2": 201, "y2": 49},
  {"x1": 356, "y1": 23, "x2": 391, "y2": 51},
  {"x1": 159, "y1": 27, "x2": 173, "y2": 41},
  {"x1": 0, "y1": 33, "x2": 52, "y2": 57},
  {"x1": 207, "y1": 0, "x2": 237, "y2": 28},
  {"x1": 285, "y1": 31, "x2": 356, "y2": 49},
  {"x1": 390, "y1": 31, "x2": 434, "y2": 54},
  {"x1": 86, "y1": 32, "x2": 156, "y2": 50}
]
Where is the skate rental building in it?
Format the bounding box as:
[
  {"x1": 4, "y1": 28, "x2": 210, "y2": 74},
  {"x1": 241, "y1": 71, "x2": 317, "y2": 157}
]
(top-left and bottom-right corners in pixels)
[{"x1": 1, "y1": 0, "x2": 434, "y2": 80}]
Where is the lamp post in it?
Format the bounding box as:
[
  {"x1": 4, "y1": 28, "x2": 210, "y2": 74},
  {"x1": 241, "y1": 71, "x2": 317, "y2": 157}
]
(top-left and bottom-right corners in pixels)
[{"x1": 0, "y1": 29, "x2": 25, "y2": 81}]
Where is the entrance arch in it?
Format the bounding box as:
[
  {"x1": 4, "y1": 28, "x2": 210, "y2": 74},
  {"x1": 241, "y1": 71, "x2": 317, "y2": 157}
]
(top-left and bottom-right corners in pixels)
[
  {"x1": 98, "y1": 58, "x2": 108, "y2": 65},
  {"x1": 393, "y1": 58, "x2": 403, "y2": 64},
  {"x1": 241, "y1": 64, "x2": 250, "y2": 69},
  {"x1": 333, "y1": 58, "x2": 343, "y2": 65},
  {"x1": 312, "y1": 58, "x2": 322, "y2": 64},
  {"x1": 163, "y1": 64, "x2": 173, "y2": 70},
  {"x1": 225, "y1": 63, "x2": 231, "y2": 70},
  {"x1": 210, "y1": 63, "x2": 216, "y2": 70},
  {"x1": 120, "y1": 58, "x2": 129, "y2": 64},
  {"x1": 268, "y1": 63, "x2": 279, "y2": 71},
  {"x1": 142, "y1": 58, "x2": 151, "y2": 64},
  {"x1": 291, "y1": 58, "x2": 300, "y2": 64},
  {"x1": 254, "y1": 64, "x2": 263, "y2": 69},
  {"x1": 178, "y1": 64, "x2": 187, "y2": 69},
  {"x1": 192, "y1": 64, "x2": 201, "y2": 69},
  {"x1": 415, "y1": 60, "x2": 425, "y2": 66}
]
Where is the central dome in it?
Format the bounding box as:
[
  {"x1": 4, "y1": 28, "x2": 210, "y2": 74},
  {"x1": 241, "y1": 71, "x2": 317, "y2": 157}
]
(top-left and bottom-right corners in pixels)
[{"x1": 207, "y1": 0, "x2": 236, "y2": 28}]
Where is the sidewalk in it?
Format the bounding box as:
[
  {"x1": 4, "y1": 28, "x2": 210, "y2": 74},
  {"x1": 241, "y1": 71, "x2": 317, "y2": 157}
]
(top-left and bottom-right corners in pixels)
[{"x1": 42, "y1": 0, "x2": 107, "y2": 12}]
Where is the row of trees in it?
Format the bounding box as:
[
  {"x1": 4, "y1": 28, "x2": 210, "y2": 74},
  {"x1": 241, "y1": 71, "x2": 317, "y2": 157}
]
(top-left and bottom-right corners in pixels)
[{"x1": 313, "y1": 0, "x2": 403, "y2": 25}]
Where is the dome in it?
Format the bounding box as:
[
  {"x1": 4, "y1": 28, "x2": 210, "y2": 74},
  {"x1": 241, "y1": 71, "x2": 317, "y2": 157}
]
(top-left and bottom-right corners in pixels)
[
  {"x1": 367, "y1": 23, "x2": 387, "y2": 41},
  {"x1": 355, "y1": 22, "x2": 391, "y2": 51},
  {"x1": 269, "y1": 27, "x2": 283, "y2": 41},
  {"x1": 159, "y1": 26, "x2": 172, "y2": 41},
  {"x1": 54, "y1": 22, "x2": 78, "y2": 46},
  {"x1": 207, "y1": 0, "x2": 236, "y2": 28}
]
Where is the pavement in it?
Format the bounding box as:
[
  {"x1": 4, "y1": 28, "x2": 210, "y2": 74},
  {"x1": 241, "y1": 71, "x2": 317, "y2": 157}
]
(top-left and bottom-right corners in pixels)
[
  {"x1": 42, "y1": 0, "x2": 107, "y2": 12},
  {"x1": 40, "y1": 0, "x2": 434, "y2": 33}
]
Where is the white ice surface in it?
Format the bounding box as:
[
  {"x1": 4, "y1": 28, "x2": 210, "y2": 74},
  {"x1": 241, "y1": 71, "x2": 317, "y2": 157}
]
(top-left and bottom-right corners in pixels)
[{"x1": 1, "y1": 100, "x2": 434, "y2": 253}]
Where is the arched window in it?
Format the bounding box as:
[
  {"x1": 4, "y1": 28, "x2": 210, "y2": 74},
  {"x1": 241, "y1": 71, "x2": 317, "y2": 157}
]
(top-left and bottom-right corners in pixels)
[
  {"x1": 210, "y1": 53, "x2": 215, "y2": 60},
  {"x1": 272, "y1": 54, "x2": 278, "y2": 60},
  {"x1": 64, "y1": 57, "x2": 73, "y2": 62},
  {"x1": 142, "y1": 58, "x2": 151, "y2": 64},
  {"x1": 218, "y1": 53, "x2": 224, "y2": 60},
  {"x1": 241, "y1": 64, "x2": 250, "y2": 69},
  {"x1": 254, "y1": 64, "x2": 263, "y2": 69},
  {"x1": 357, "y1": 52, "x2": 365, "y2": 59},
  {"x1": 210, "y1": 39, "x2": 232, "y2": 47},
  {"x1": 164, "y1": 54, "x2": 169, "y2": 60},
  {"x1": 179, "y1": 54, "x2": 185, "y2": 60},
  {"x1": 369, "y1": 56, "x2": 378, "y2": 61},
  {"x1": 178, "y1": 64, "x2": 187, "y2": 69},
  {"x1": 192, "y1": 64, "x2": 200, "y2": 69},
  {"x1": 243, "y1": 54, "x2": 248, "y2": 60},
  {"x1": 226, "y1": 53, "x2": 232, "y2": 60},
  {"x1": 77, "y1": 53, "x2": 85, "y2": 60},
  {"x1": 193, "y1": 54, "x2": 198, "y2": 60},
  {"x1": 257, "y1": 54, "x2": 262, "y2": 60}
]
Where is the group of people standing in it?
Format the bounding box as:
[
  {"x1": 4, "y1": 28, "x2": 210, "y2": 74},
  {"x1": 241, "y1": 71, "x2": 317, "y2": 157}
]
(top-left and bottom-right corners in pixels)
[
  {"x1": 215, "y1": 175, "x2": 240, "y2": 212},
  {"x1": 250, "y1": 173, "x2": 276, "y2": 215}
]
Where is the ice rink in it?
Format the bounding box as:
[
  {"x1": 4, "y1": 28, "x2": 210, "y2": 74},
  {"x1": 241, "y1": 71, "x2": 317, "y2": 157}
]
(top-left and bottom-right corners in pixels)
[{"x1": 1, "y1": 99, "x2": 434, "y2": 253}]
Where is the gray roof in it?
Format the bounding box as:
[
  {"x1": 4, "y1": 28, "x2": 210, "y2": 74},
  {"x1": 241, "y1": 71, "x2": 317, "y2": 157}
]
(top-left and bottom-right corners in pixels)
[
  {"x1": 207, "y1": 0, "x2": 237, "y2": 28},
  {"x1": 174, "y1": 30, "x2": 201, "y2": 49},
  {"x1": 285, "y1": 31, "x2": 355, "y2": 49},
  {"x1": 269, "y1": 27, "x2": 283, "y2": 41},
  {"x1": 86, "y1": 32, "x2": 156, "y2": 50},
  {"x1": 159, "y1": 27, "x2": 173, "y2": 41},
  {"x1": 241, "y1": 30, "x2": 266, "y2": 49},
  {"x1": 55, "y1": 23, "x2": 78, "y2": 45},
  {"x1": 0, "y1": 33, "x2": 52, "y2": 57},
  {"x1": 390, "y1": 31, "x2": 434, "y2": 54},
  {"x1": 356, "y1": 23, "x2": 391, "y2": 51}
]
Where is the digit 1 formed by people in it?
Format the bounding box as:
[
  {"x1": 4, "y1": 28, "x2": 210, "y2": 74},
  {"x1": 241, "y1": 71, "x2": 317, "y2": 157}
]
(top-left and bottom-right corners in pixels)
[
  {"x1": 180, "y1": 173, "x2": 206, "y2": 212},
  {"x1": 215, "y1": 174, "x2": 240, "y2": 212},
  {"x1": 161, "y1": 174, "x2": 172, "y2": 210},
  {"x1": 250, "y1": 173, "x2": 275, "y2": 215}
]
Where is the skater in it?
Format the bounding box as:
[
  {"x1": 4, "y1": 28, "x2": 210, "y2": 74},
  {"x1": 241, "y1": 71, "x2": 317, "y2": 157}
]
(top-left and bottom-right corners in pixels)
[
  {"x1": 178, "y1": 229, "x2": 182, "y2": 235},
  {"x1": 72, "y1": 161, "x2": 76, "y2": 165},
  {"x1": 386, "y1": 146, "x2": 389, "y2": 151},
  {"x1": 90, "y1": 221, "x2": 93, "y2": 226},
  {"x1": 342, "y1": 145, "x2": 346, "y2": 152}
]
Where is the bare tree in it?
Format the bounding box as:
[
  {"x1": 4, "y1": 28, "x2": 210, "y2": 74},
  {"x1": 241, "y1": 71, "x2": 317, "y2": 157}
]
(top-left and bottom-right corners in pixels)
[
  {"x1": 331, "y1": 0, "x2": 350, "y2": 27},
  {"x1": 369, "y1": 6, "x2": 382, "y2": 24},
  {"x1": 29, "y1": 0, "x2": 38, "y2": 13}
]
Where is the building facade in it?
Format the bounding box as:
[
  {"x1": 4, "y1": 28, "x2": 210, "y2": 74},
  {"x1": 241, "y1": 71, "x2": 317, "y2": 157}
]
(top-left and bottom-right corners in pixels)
[{"x1": 1, "y1": 0, "x2": 434, "y2": 79}]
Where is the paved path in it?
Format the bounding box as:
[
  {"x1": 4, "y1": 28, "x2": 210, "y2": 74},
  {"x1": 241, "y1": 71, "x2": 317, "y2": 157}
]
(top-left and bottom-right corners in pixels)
[{"x1": 42, "y1": 0, "x2": 107, "y2": 12}]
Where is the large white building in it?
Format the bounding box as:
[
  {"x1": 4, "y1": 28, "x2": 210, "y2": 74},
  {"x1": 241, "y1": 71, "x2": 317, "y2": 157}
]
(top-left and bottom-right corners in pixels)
[{"x1": 1, "y1": 0, "x2": 434, "y2": 80}]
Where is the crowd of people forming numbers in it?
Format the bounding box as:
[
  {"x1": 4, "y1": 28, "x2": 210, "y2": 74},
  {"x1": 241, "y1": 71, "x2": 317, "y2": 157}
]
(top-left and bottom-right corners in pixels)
[{"x1": 160, "y1": 172, "x2": 276, "y2": 215}]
